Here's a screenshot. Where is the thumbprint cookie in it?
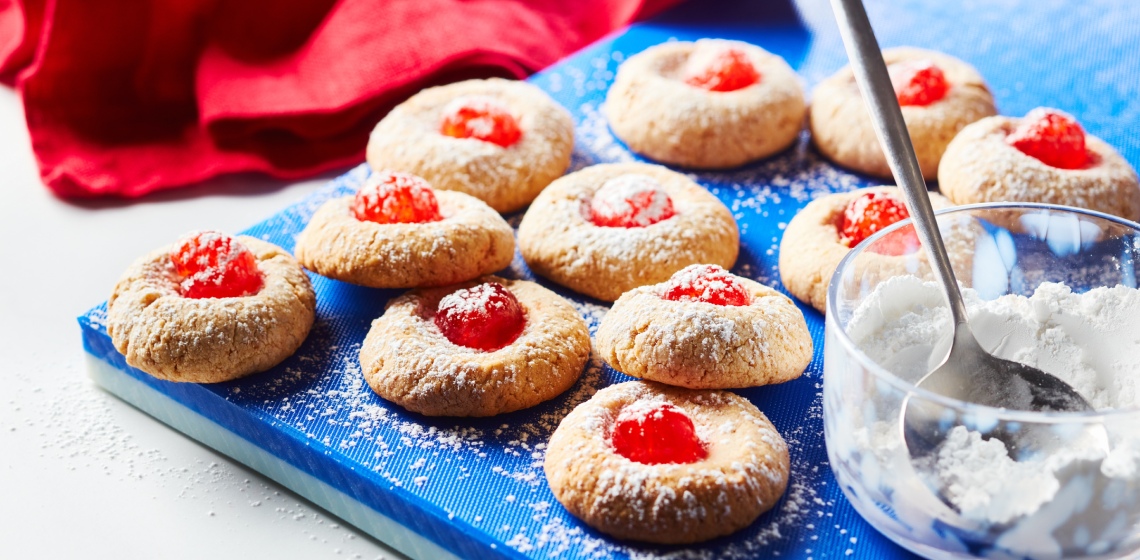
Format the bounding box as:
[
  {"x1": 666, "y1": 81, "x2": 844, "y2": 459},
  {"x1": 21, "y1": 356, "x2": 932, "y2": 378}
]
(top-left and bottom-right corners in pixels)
[
  {"x1": 595, "y1": 265, "x2": 812, "y2": 389},
  {"x1": 107, "y1": 231, "x2": 316, "y2": 383},
  {"x1": 545, "y1": 381, "x2": 790, "y2": 544},
  {"x1": 606, "y1": 39, "x2": 806, "y2": 169},
  {"x1": 518, "y1": 163, "x2": 739, "y2": 302},
  {"x1": 295, "y1": 170, "x2": 515, "y2": 288},
  {"x1": 366, "y1": 78, "x2": 574, "y2": 213},
  {"x1": 779, "y1": 186, "x2": 953, "y2": 313},
  {"x1": 359, "y1": 276, "x2": 590, "y2": 417},
  {"x1": 939, "y1": 108, "x2": 1140, "y2": 221},
  {"x1": 810, "y1": 47, "x2": 997, "y2": 179}
]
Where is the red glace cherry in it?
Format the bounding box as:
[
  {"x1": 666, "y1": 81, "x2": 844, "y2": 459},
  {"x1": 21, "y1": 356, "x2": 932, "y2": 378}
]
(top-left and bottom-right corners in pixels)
[
  {"x1": 660, "y1": 264, "x2": 751, "y2": 307},
  {"x1": 839, "y1": 191, "x2": 917, "y2": 256},
  {"x1": 588, "y1": 174, "x2": 676, "y2": 228},
  {"x1": 684, "y1": 47, "x2": 761, "y2": 92},
  {"x1": 439, "y1": 96, "x2": 522, "y2": 148},
  {"x1": 352, "y1": 172, "x2": 443, "y2": 225},
  {"x1": 611, "y1": 402, "x2": 707, "y2": 465},
  {"x1": 888, "y1": 60, "x2": 948, "y2": 107},
  {"x1": 1006, "y1": 108, "x2": 1089, "y2": 170},
  {"x1": 170, "y1": 231, "x2": 263, "y2": 299},
  {"x1": 434, "y1": 282, "x2": 526, "y2": 351}
]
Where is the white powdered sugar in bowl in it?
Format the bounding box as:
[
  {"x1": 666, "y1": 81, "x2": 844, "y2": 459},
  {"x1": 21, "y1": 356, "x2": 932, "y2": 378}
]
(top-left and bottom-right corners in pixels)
[
  {"x1": 849, "y1": 276, "x2": 1140, "y2": 408},
  {"x1": 825, "y1": 274, "x2": 1140, "y2": 558}
]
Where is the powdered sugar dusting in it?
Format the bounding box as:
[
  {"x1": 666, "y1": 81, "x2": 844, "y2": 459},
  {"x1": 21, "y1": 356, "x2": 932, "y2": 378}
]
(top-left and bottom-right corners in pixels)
[
  {"x1": 441, "y1": 95, "x2": 516, "y2": 140},
  {"x1": 588, "y1": 174, "x2": 676, "y2": 228},
  {"x1": 438, "y1": 282, "x2": 507, "y2": 319},
  {"x1": 682, "y1": 42, "x2": 762, "y2": 91},
  {"x1": 172, "y1": 230, "x2": 264, "y2": 297},
  {"x1": 84, "y1": 34, "x2": 884, "y2": 560},
  {"x1": 659, "y1": 264, "x2": 751, "y2": 306}
]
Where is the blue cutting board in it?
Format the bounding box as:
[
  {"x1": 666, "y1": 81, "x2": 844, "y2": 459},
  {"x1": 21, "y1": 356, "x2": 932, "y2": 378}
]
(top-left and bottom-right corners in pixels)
[{"x1": 79, "y1": 0, "x2": 1140, "y2": 558}]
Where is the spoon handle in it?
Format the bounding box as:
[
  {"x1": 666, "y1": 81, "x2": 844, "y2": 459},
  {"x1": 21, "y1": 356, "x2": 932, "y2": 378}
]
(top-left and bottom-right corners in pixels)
[{"x1": 829, "y1": 0, "x2": 969, "y2": 326}]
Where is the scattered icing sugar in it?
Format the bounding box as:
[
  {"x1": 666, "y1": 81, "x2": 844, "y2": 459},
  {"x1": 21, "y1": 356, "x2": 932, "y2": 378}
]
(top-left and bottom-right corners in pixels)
[
  {"x1": 179, "y1": 271, "x2": 823, "y2": 559},
  {"x1": 15, "y1": 351, "x2": 374, "y2": 556},
  {"x1": 88, "y1": 103, "x2": 853, "y2": 560},
  {"x1": 79, "y1": 36, "x2": 890, "y2": 556},
  {"x1": 437, "y1": 282, "x2": 508, "y2": 318}
]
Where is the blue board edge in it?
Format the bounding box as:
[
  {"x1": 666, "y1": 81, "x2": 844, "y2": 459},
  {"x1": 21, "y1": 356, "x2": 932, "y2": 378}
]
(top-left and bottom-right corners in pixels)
[{"x1": 80, "y1": 303, "x2": 520, "y2": 560}]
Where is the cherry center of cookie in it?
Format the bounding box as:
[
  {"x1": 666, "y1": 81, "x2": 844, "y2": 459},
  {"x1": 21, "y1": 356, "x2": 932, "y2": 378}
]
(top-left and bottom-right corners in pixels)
[
  {"x1": 1005, "y1": 108, "x2": 1089, "y2": 170},
  {"x1": 660, "y1": 264, "x2": 750, "y2": 307},
  {"x1": 352, "y1": 172, "x2": 443, "y2": 224},
  {"x1": 839, "y1": 191, "x2": 918, "y2": 255},
  {"x1": 434, "y1": 282, "x2": 526, "y2": 351},
  {"x1": 439, "y1": 96, "x2": 522, "y2": 148},
  {"x1": 588, "y1": 174, "x2": 677, "y2": 228},
  {"x1": 683, "y1": 47, "x2": 760, "y2": 92},
  {"x1": 889, "y1": 59, "x2": 948, "y2": 107},
  {"x1": 611, "y1": 402, "x2": 707, "y2": 465},
  {"x1": 170, "y1": 231, "x2": 264, "y2": 299}
]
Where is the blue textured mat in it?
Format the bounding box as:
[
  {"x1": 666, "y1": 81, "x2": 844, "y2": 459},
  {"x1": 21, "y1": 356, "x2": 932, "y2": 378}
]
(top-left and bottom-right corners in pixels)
[{"x1": 79, "y1": 0, "x2": 1140, "y2": 558}]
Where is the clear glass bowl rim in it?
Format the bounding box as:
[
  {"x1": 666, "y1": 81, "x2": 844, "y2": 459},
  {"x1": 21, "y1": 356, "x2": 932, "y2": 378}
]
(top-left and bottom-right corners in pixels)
[{"x1": 826, "y1": 201, "x2": 1140, "y2": 423}]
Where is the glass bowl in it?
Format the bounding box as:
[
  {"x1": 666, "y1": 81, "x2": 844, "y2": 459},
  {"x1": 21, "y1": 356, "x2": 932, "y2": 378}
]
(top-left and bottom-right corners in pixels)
[{"x1": 823, "y1": 203, "x2": 1140, "y2": 559}]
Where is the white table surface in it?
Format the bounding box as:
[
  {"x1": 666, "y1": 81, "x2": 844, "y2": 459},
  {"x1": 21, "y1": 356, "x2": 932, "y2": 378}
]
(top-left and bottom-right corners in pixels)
[{"x1": 0, "y1": 87, "x2": 405, "y2": 559}]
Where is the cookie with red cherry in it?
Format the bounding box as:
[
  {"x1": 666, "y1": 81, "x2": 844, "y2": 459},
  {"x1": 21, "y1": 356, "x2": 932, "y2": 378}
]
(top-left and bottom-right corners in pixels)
[
  {"x1": 366, "y1": 78, "x2": 574, "y2": 213},
  {"x1": 359, "y1": 276, "x2": 590, "y2": 417},
  {"x1": 939, "y1": 107, "x2": 1140, "y2": 220},
  {"x1": 810, "y1": 47, "x2": 997, "y2": 179},
  {"x1": 294, "y1": 170, "x2": 515, "y2": 289},
  {"x1": 107, "y1": 231, "x2": 316, "y2": 383},
  {"x1": 517, "y1": 163, "x2": 739, "y2": 302},
  {"x1": 605, "y1": 39, "x2": 806, "y2": 169},
  {"x1": 778, "y1": 186, "x2": 953, "y2": 313},
  {"x1": 544, "y1": 381, "x2": 790, "y2": 544},
  {"x1": 595, "y1": 265, "x2": 811, "y2": 389}
]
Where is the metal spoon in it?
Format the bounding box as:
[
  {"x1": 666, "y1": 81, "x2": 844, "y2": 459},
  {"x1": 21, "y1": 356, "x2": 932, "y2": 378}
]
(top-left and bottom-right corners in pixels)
[{"x1": 828, "y1": 0, "x2": 1096, "y2": 467}]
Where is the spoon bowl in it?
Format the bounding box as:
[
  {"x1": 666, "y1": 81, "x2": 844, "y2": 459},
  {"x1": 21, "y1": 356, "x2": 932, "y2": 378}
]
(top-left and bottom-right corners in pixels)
[{"x1": 902, "y1": 324, "x2": 1097, "y2": 462}]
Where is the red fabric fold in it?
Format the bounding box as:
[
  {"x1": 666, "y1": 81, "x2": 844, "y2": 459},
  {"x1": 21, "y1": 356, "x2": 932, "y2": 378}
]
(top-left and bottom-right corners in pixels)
[{"x1": 0, "y1": 0, "x2": 676, "y2": 198}]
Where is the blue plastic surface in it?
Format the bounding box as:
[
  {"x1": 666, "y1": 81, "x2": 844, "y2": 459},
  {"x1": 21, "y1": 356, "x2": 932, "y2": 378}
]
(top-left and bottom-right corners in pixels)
[{"x1": 79, "y1": 1, "x2": 1140, "y2": 558}]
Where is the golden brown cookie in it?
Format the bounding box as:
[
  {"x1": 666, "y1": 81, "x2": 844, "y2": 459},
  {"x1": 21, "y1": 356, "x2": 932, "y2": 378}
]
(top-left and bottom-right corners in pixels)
[
  {"x1": 366, "y1": 78, "x2": 574, "y2": 213},
  {"x1": 810, "y1": 47, "x2": 997, "y2": 179},
  {"x1": 778, "y1": 186, "x2": 953, "y2": 313},
  {"x1": 294, "y1": 171, "x2": 515, "y2": 289},
  {"x1": 544, "y1": 381, "x2": 790, "y2": 544},
  {"x1": 359, "y1": 276, "x2": 590, "y2": 417},
  {"x1": 517, "y1": 163, "x2": 739, "y2": 302},
  {"x1": 938, "y1": 112, "x2": 1140, "y2": 221},
  {"x1": 107, "y1": 234, "x2": 316, "y2": 384},
  {"x1": 605, "y1": 39, "x2": 806, "y2": 169},
  {"x1": 595, "y1": 265, "x2": 812, "y2": 389}
]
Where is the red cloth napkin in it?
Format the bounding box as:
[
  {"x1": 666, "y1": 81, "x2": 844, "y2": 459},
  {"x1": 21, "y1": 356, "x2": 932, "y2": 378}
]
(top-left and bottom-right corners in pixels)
[{"x1": 0, "y1": 0, "x2": 676, "y2": 198}]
